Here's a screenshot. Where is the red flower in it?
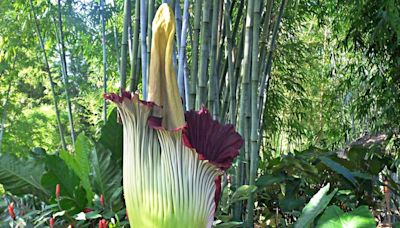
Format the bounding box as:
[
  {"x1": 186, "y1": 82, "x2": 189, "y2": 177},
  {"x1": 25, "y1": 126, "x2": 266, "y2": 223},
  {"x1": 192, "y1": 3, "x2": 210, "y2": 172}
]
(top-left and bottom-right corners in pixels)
[
  {"x1": 7, "y1": 202, "x2": 16, "y2": 220},
  {"x1": 55, "y1": 184, "x2": 60, "y2": 200},
  {"x1": 99, "y1": 219, "x2": 107, "y2": 228},
  {"x1": 100, "y1": 194, "x2": 104, "y2": 207},
  {"x1": 49, "y1": 217, "x2": 55, "y2": 228}
]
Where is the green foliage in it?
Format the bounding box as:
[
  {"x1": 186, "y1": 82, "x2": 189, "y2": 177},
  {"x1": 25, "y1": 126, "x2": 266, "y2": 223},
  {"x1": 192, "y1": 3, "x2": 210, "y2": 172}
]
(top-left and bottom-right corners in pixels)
[
  {"x1": 0, "y1": 153, "x2": 48, "y2": 199},
  {"x1": 230, "y1": 185, "x2": 257, "y2": 203},
  {"x1": 294, "y1": 184, "x2": 337, "y2": 228},
  {"x1": 60, "y1": 134, "x2": 94, "y2": 204},
  {"x1": 319, "y1": 156, "x2": 358, "y2": 187},
  {"x1": 41, "y1": 154, "x2": 87, "y2": 213},
  {"x1": 316, "y1": 205, "x2": 375, "y2": 228},
  {"x1": 99, "y1": 108, "x2": 122, "y2": 162},
  {"x1": 89, "y1": 143, "x2": 122, "y2": 210}
]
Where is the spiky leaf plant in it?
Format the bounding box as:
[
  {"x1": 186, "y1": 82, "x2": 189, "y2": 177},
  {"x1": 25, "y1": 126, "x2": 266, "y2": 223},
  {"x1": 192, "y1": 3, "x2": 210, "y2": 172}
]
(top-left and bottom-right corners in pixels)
[{"x1": 105, "y1": 4, "x2": 243, "y2": 228}]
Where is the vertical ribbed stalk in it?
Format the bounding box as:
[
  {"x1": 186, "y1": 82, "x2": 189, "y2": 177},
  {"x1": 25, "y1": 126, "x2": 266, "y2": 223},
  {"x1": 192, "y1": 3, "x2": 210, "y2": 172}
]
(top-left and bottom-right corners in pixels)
[
  {"x1": 248, "y1": 0, "x2": 261, "y2": 226},
  {"x1": 178, "y1": 0, "x2": 190, "y2": 105},
  {"x1": 100, "y1": 0, "x2": 107, "y2": 122},
  {"x1": 175, "y1": 1, "x2": 182, "y2": 51},
  {"x1": 258, "y1": 0, "x2": 287, "y2": 136},
  {"x1": 140, "y1": 0, "x2": 148, "y2": 99},
  {"x1": 233, "y1": 25, "x2": 245, "y2": 219},
  {"x1": 189, "y1": 0, "x2": 202, "y2": 109},
  {"x1": 57, "y1": 0, "x2": 76, "y2": 146},
  {"x1": 258, "y1": 0, "x2": 273, "y2": 77},
  {"x1": 196, "y1": 0, "x2": 211, "y2": 108},
  {"x1": 183, "y1": 55, "x2": 190, "y2": 110},
  {"x1": 238, "y1": 0, "x2": 254, "y2": 225},
  {"x1": 29, "y1": 0, "x2": 67, "y2": 150},
  {"x1": 111, "y1": 0, "x2": 121, "y2": 76},
  {"x1": 208, "y1": 0, "x2": 219, "y2": 118},
  {"x1": 120, "y1": 0, "x2": 131, "y2": 92},
  {"x1": 147, "y1": 0, "x2": 155, "y2": 86},
  {"x1": 224, "y1": 0, "x2": 235, "y2": 124},
  {"x1": 0, "y1": 80, "x2": 12, "y2": 153},
  {"x1": 129, "y1": 0, "x2": 140, "y2": 91}
]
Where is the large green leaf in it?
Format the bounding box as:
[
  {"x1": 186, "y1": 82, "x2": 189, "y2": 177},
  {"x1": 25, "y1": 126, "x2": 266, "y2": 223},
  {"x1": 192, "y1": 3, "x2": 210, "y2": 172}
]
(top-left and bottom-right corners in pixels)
[
  {"x1": 0, "y1": 153, "x2": 48, "y2": 199},
  {"x1": 41, "y1": 154, "x2": 87, "y2": 212},
  {"x1": 316, "y1": 205, "x2": 375, "y2": 228},
  {"x1": 99, "y1": 108, "x2": 122, "y2": 162},
  {"x1": 89, "y1": 143, "x2": 122, "y2": 210},
  {"x1": 319, "y1": 156, "x2": 359, "y2": 187},
  {"x1": 60, "y1": 134, "x2": 94, "y2": 203},
  {"x1": 294, "y1": 184, "x2": 337, "y2": 228}
]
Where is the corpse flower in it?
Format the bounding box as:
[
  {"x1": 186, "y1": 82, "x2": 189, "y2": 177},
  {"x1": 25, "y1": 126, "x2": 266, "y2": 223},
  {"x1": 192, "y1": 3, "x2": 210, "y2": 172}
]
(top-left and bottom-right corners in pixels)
[{"x1": 105, "y1": 4, "x2": 243, "y2": 228}]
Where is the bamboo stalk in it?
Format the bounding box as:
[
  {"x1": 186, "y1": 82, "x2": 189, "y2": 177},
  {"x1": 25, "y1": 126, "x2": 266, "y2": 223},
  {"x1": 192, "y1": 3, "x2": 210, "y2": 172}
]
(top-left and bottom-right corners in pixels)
[
  {"x1": 189, "y1": 0, "x2": 202, "y2": 110},
  {"x1": 258, "y1": 0, "x2": 274, "y2": 76},
  {"x1": 29, "y1": 0, "x2": 67, "y2": 150},
  {"x1": 147, "y1": 0, "x2": 155, "y2": 90},
  {"x1": 183, "y1": 55, "x2": 190, "y2": 110},
  {"x1": 175, "y1": 1, "x2": 182, "y2": 51},
  {"x1": 238, "y1": 0, "x2": 254, "y2": 224},
  {"x1": 120, "y1": 0, "x2": 131, "y2": 93},
  {"x1": 224, "y1": 0, "x2": 235, "y2": 124},
  {"x1": 129, "y1": 0, "x2": 140, "y2": 91},
  {"x1": 111, "y1": 0, "x2": 121, "y2": 75},
  {"x1": 233, "y1": 24, "x2": 246, "y2": 220},
  {"x1": 140, "y1": 0, "x2": 148, "y2": 99},
  {"x1": 258, "y1": 0, "x2": 287, "y2": 135},
  {"x1": 178, "y1": 0, "x2": 190, "y2": 107},
  {"x1": 219, "y1": 0, "x2": 244, "y2": 121},
  {"x1": 128, "y1": 20, "x2": 134, "y2": 86},
  {"x1": 248, "y1": 0, "x2": 262, "y2": 226},
  {"x1": 100, "y1": 0, "x2": 107, "y2": 122},
  {"x1": 208, "y1": 0, "x2": 220, "y2": 118},
  {"x1": 57, "y1": 0, "x2": 76, "y2": 146},
  {"x1": 196, "y1": 0, "x2": 211, "y2": 108}
]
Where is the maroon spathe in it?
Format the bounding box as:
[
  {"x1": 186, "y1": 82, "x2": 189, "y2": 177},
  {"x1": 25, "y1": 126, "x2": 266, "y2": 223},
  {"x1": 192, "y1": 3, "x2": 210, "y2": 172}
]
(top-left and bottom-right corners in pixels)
[{"x1": 182, "y1": 106, "x2": 243, "y2": 170}]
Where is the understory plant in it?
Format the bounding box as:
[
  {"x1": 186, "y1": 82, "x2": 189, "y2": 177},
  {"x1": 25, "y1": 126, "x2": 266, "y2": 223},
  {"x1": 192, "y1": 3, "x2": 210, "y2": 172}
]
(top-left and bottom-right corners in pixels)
[{"x1": 105, "y1": 4, "x2": 243, "y2": 228}]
